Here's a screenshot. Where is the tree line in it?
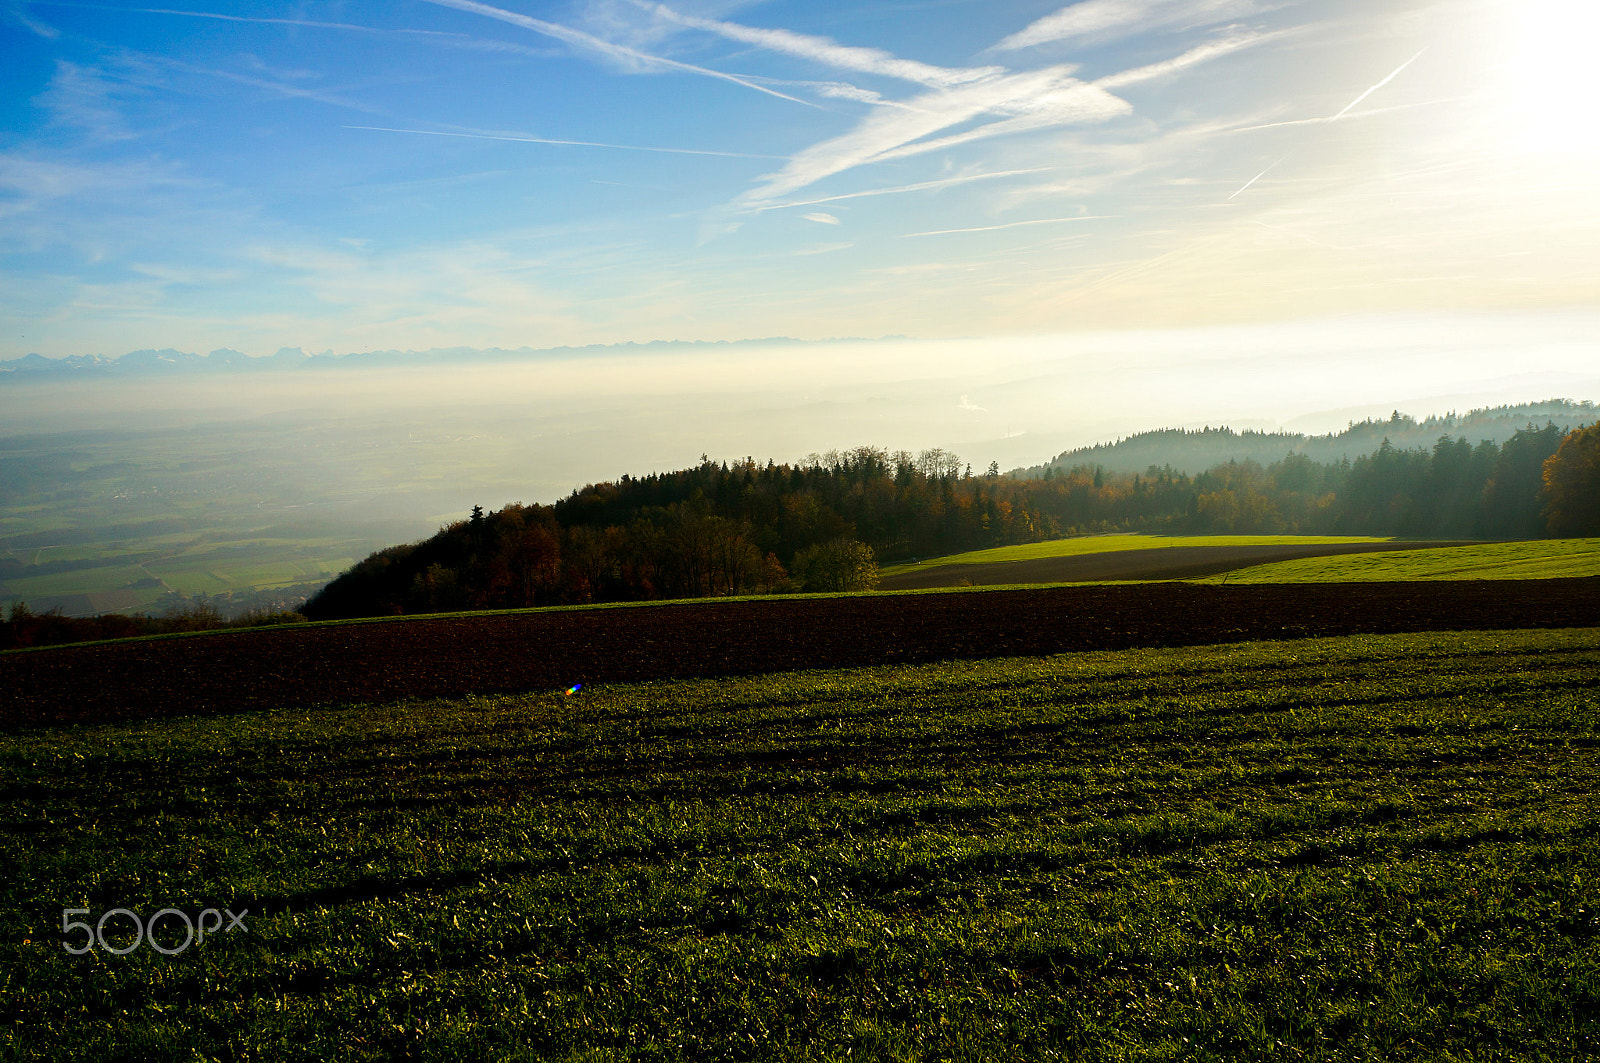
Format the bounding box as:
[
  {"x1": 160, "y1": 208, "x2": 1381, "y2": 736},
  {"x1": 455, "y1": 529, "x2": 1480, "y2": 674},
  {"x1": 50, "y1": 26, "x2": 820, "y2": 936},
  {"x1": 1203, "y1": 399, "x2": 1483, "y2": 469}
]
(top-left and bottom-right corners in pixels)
[
  {"x1": 1021, "y1": 401, "x2": 1600, "y2": 477},
  {"x1": 302, "y1": 422, "x2": 1598, "y2": 620},
  {"x1": 0, "y1": 600, "x2": 307, "y2": 652}
]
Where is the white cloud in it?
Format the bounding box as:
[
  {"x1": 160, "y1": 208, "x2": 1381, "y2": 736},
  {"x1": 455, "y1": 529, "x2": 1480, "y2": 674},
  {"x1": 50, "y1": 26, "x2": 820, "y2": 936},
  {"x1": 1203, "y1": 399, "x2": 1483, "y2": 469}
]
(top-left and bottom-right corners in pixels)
[
  {"x1": 634, "y1": 1, "x2": 1002, "y2": 88},
  {"x1": 760, "y1": 169, "x2": 1052, "y2": 212},
  {"x1": 419, "y1": 0, "x2": 815, "y2": 106},
  {"x1": 812, "y1": 82, "x2": 912, "y2": 108},
  {"x1": 801, "y1": 212, "x2": 842, "y2": 225},
  {"x1": 993, "y1": 0, "x2": 1263, "y2": 51},
  {"x1": 734, "y1": 68, "x2": 1128, "y2": 209},
  {"x1": 4, "y1": 1, "x2": 57, "y2": 38},
  {"x1": 33, "y1": 61, "x2": 142, "y2": 141},
  {"x1": 1093, "y1": 32, "x2": 1276, "y2": 89},
  {"x1": 866, "y1": 78, "x2": 1132, "y2": 166}
]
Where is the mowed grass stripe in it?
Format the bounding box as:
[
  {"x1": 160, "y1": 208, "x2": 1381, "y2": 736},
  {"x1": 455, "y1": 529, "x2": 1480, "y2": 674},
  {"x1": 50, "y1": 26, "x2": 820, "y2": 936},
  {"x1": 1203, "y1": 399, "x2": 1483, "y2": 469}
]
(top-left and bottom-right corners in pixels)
[{"x1": 1, "y1": 629, "x2": 1597, "y2": 1060}]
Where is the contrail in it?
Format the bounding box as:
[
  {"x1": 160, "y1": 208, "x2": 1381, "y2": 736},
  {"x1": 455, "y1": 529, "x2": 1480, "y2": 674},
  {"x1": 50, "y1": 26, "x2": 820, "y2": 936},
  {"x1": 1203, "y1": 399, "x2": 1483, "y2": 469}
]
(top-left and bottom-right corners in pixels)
[
  {"x1": 419, "y1": 0, "x2": 815, "y2": 107},
  {"x1": 756, "y1": 168, "x2": 1051, "y2": 212},
  {"x1": 1227, "y1": 158, "x2": 1282, "y2": 200},
  {"x1": 903, "y1": 215, "x2": 1112, "y2": 237},
  {"x1": 1331, "y1": 49, "x2": 1426, "y2": 120},
  {"x1": 1224, "y1": 51, "x2": 1423, "y2": 202},
  {"x1": 34, "y1": 1, "x2": 403, "y2": 32},
  {"x1": 346, "y1": 126, "x2": 786, "y2": 159}
]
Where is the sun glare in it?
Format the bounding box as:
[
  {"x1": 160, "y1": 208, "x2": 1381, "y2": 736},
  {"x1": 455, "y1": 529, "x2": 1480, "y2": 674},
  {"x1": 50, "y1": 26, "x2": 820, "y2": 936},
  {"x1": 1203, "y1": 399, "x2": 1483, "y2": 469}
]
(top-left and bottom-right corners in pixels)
[{"x1": 1498, "y1": 0, "x2": 1600, "y2": 155}]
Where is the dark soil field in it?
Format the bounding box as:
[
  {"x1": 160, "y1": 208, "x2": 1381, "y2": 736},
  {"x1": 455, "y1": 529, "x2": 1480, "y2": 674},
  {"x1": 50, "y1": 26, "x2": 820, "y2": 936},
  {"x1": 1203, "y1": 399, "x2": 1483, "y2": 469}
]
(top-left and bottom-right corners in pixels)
[
  {"x1": 878, "y1": 540, "x2": 1476, "y2": 589},
  {"x1": 4, "y1": 576, "x2": 1597, "y2": 729}
]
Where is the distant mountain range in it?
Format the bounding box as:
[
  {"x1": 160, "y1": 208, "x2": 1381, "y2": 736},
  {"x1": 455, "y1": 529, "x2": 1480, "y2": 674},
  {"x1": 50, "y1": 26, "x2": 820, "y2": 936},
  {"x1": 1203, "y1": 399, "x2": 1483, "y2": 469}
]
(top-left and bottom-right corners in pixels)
[
  {"x1": 1019, "y1": 400, "x2": 1600, "y2": 476},
  {"x1": 0, "y1": 337, "x2": 878, "y2": 378}
]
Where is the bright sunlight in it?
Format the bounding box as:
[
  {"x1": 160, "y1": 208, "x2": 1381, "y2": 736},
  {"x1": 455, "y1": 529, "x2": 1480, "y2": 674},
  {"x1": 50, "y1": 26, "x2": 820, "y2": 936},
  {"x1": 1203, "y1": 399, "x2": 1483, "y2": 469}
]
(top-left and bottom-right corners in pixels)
[{"x1": 1498, "y1": 0, "x2": 1600, "y2": 155}]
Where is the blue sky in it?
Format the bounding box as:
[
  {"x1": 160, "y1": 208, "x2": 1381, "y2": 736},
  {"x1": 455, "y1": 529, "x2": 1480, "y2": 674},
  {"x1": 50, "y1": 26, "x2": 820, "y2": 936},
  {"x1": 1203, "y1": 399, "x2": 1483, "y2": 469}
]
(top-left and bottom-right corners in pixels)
[{"x1": 2, "y1": 0, "x2": 1597, "y2": 358}]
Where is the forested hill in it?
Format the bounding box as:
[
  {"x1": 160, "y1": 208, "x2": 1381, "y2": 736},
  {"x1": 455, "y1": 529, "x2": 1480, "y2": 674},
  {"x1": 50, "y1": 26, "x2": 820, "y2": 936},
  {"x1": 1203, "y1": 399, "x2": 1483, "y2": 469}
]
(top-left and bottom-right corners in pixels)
[
  {"x1": 304, "y1": 417, "x2": 1600, "y2": 621},
  {"x1": 1020, "y1": 401, "x2": 1599, "y2": 477}
]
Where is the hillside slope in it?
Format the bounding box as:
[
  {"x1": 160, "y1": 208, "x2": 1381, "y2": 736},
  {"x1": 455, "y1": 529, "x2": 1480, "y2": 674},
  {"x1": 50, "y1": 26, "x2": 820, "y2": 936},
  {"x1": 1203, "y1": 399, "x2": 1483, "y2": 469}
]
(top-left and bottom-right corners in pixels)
[{"x1": 1020, "y1": 400, "x2": 1599, "y2": 475}]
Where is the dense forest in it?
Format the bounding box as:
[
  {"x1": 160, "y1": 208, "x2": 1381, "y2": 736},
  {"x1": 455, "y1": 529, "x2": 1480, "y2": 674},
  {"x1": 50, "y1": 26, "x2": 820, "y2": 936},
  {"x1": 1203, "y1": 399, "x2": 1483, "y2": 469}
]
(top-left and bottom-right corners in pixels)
[
  {"x1": 1021, "y1": 400, "x2": 1600, "y2": 475},
  {"x1": 302, "y1": 418, "x2": 1599, "y2": 620}
]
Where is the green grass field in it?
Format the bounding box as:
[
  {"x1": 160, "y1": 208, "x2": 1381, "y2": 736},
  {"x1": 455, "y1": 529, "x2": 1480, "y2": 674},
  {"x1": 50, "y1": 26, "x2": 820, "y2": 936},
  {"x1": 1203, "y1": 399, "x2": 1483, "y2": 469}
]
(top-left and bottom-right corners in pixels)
[
  {"x1": 2, "y1": 629, "x2": 1597, "y2": 1060},
  {"x1": 1195, "y1": 539, "x2": 1600, "y2": 584},
  {"x1": 879, "y1": 535, "x2": 1393, "y2": 577}
]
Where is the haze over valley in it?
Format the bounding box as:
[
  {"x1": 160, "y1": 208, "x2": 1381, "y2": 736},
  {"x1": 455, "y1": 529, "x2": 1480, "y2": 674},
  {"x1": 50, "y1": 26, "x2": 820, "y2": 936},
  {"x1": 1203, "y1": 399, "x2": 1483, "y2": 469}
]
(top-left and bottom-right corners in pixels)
[{"x1": 2, "y1": 321, "x2": 1594, "y2": 616}]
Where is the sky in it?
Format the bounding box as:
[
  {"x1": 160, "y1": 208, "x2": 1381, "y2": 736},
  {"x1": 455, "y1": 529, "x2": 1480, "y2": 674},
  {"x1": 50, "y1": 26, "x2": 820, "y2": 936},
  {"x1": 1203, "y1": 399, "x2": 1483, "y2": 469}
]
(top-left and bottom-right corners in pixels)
[{"x1": 3, "y1": 0, "x2": 1598, "y2": 361}]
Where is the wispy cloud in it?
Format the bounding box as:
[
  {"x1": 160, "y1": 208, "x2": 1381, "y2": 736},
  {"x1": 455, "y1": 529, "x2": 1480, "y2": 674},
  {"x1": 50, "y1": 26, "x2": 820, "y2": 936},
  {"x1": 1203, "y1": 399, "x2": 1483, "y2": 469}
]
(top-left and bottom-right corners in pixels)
[
  {"x1": 419, "y1": 0, "x2": 815, "y2": 106},
  {"x1": 0, "y1": 152, "x2": 196, "y2": 217},
  {"x1": 34, "y1": 60, "x2": 140, "y2": 140},
  {"x1": 241, "y1": 54, "x2": 323, "y2": 82},
  {"x1": 704, "y1": 76, "x2": 926, "y2": 111},
  {"x1": 687, "y1": 4, "x2": 1276, "y2": 221},
  {"x1": 905, "y1": 215, "x2": 1111, "y2": 237},
  {"x1": 1224, "y1": 96, "x2": 1472, "y2": 134},
  {"x1": 4, "y1": 1, "x2": 58, "y2": 37},
  {"x1": 800, "y1": 212, "x2": 841, "y2": 225},
  {"x1": 734, "y1": 68, "x2": 1127, "y2": 209},
  {"x1": 795, "y1": 241, "x2": 852, "y2": 255},
  {"x1": 34, "y1": 3, "x2": 403, "y2": 33},
  {"x1": 428, "y1": 35, "x2": 564, "y2": 61},
  {"x1": 812, "y1": 82, "x2": 897, "y2": 106},
  {"x1": 866, "y1": 79, "x2": 1131, "y2": 166},
  {"x1": 163, "y1": 58, "x2": 382, "y2": 113},
  {"x1": 346, "y1": 125, "x2": 786, "y2": 159},
  {"x1": 40, "y1": 1, "x2": 569, "y2": 59},
  {"x1": 992, "y1": 0, "x2": 1263, "y2": 51},
  {"x1": 759, "y1": 169, "x2": 1052, "y2": 212},
  {"x1": 1093, "y1": 32, "x2": 1275, "y2": 89},
  {"x1": 634, "y1": 1, "x2": 1001, "y2": 88}
]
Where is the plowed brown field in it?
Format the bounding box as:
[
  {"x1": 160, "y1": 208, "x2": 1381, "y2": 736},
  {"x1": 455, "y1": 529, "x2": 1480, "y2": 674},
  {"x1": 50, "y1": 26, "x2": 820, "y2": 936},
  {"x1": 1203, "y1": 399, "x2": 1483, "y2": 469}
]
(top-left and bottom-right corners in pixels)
[{"x1": 4, "y1": 578, "x2": 1597, "y2": 729}]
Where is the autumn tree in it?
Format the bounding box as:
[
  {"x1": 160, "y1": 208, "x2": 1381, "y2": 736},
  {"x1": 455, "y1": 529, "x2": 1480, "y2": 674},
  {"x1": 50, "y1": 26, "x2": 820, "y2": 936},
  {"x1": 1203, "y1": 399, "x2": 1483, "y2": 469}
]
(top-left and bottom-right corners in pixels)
[
  {"x1": 790, "y1": 538, "x2": 880, "y2": 592},
  {"x1": 1542, "y1": 421, "x2": 1600, "y2": 536}
]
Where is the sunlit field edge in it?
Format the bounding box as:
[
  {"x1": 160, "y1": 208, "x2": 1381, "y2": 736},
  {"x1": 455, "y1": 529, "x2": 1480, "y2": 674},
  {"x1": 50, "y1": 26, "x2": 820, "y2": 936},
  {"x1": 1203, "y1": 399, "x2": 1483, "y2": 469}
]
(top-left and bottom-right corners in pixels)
[
  {"x1": 1189, "y1": 539, "x2": 1600, "y2": 584},
  {"x1": 878, "y1": 534, "x2": 1396, "y2": 576}
]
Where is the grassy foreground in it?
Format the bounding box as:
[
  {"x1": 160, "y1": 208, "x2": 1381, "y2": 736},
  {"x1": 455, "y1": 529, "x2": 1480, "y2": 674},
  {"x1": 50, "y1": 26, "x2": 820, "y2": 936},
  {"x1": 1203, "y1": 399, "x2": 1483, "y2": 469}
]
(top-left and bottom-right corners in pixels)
[
  {"x1": 2, "y1": 630, "x2": 1599, "y2": 1061},
  {"x1": 1196, "y1": 538, "x2": 1600, "y2": 584},
  {"x1": 879, "y1": 534, "x2": 1392, "y2": 576}
]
